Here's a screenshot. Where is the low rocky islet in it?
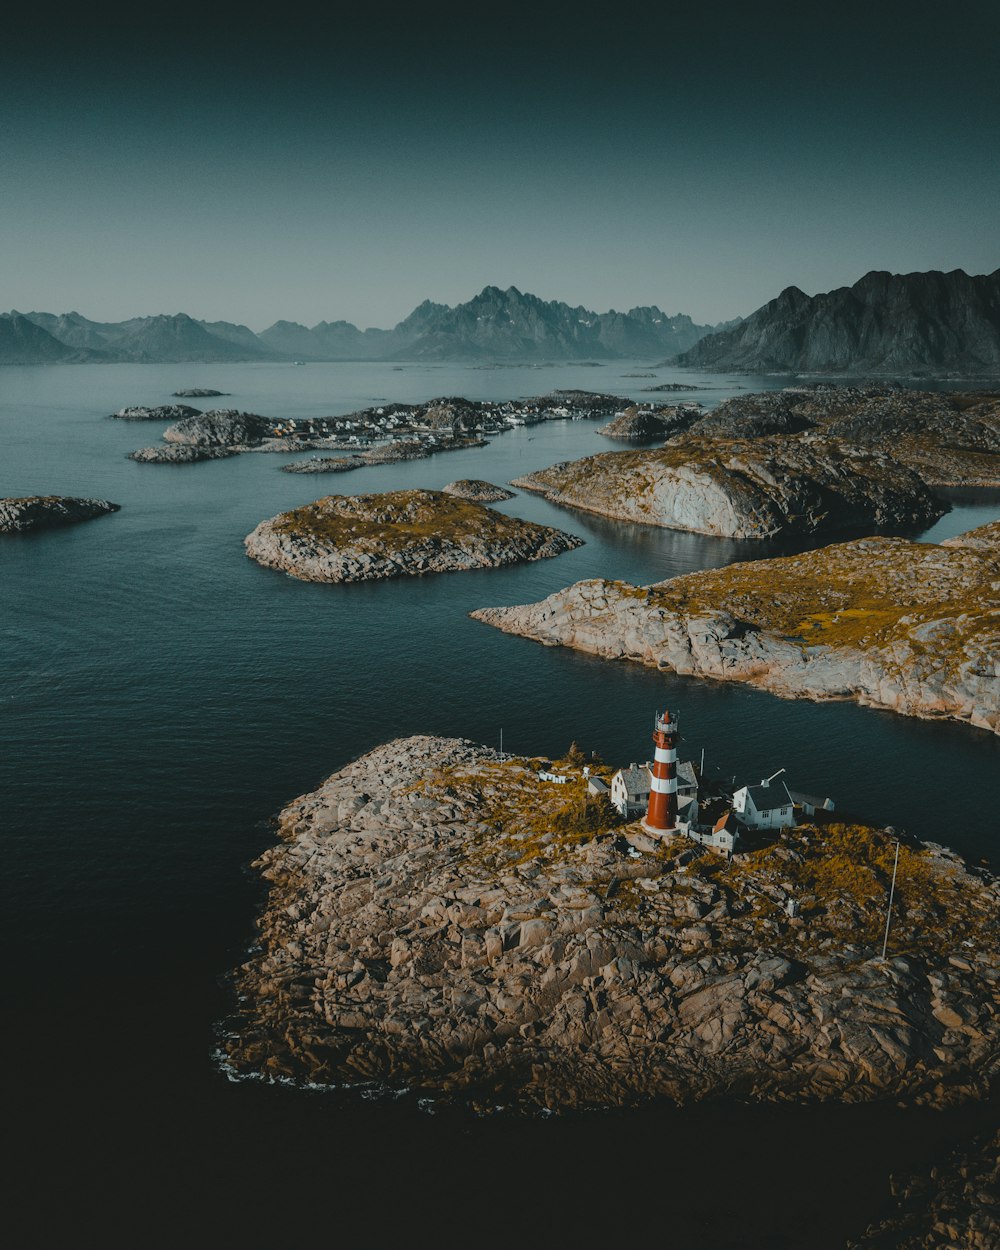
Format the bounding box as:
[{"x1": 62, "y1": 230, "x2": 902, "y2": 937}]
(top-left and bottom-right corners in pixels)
[
  {"x1": 0, "y1": 495, "x2": 121, "y2": 533},
  {"x1": 110, "y1": 404, "x2": 203, "y2": 421},
  {"x1": 441, "y1": 479, "x2": 515, "y2": 502}
]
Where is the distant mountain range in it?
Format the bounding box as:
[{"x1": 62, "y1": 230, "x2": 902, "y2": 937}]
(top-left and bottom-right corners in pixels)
[
  {"x1": 676, "y1": 269, "x2": 1000, "y2": 374},
  {"x1": 7, "y1": 270, "x2": 999, "y2": 371},
  {"x1": 1, "y1": 287, "x2": 726, "y2": 366}
]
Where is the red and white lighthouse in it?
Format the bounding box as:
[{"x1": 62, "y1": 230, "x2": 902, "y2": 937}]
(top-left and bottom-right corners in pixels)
[{"x1": 643, "y1": 709, "x2": 678, "y2": 835}]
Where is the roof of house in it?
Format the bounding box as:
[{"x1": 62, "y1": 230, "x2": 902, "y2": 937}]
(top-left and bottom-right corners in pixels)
[
  {"x1": 788, "y1": 789, "x2": 833, "y2": 810},
  {"x1": 677, "y1": 760, "x2": 698, "y2": 790},
  {"x1": 613, "y1": 766, "x2": 650, "y2": 797},
  {"x1": 713, "y1": 810, "x2": 741, "y2": 836},
  {"x1": 587, "y1": 777, "x2": 610, "y2": 795},
  {"x1": 741, "y1": 781, "x2": 795, "y2": 812}
]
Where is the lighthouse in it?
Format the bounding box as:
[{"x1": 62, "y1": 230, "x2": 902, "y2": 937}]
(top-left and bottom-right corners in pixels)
[{"x1": 643, "y1": 709, "x2": 678, "y2": 835}]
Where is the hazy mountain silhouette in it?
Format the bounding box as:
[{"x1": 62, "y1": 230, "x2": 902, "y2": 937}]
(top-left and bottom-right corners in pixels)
[
  {"x1": 675, "y1": 269, "x2": 1000, "y2": 374},
  {"x1": 10, "y1": 288, "x2": 720, "y2": 364}
]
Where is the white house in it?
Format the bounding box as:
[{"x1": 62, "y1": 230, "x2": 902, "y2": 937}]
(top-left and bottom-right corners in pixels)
[
  {"x1": 732, "y1": 771, "x2": 796, "y2": 831},
  {"x1": 610, "y1": 764, "x2": 650, "y2": 818}
]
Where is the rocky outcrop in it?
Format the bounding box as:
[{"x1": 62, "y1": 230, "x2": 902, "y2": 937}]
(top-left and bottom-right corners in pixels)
[
  {"x1": 128, "y1": 444, "x2": 236, "y2": 464},
  {"x1": 667, "y1": 387, "x2": 1000, "y2": 487},
  {"x1": 0, "y1": 495, "x2": 120, "y2": 532},
  {"x1": 472, "y1": 528, "x2": 1000, "y2": 734},
  {"x1": 675, "y1": 269, "x2": 1000, "y2": 375},
  {"x1": 244, "y1": 489, "x2": 584, "y2": 583},
  {"x1": 172, "y1": 388, "x2": 228, "y2": 397},
  {"x1": 597, "y1": 404, "x2": 701, "y2": 440},
  {"x1": 162, "y1": 409, "x2": 276, "y2": 447},
  {"x1": 281, "y1": 456, "x2": 366, "y2": 474},
  {"x1": 130, "y1": 409, "x2": 284, "y2": 461},
  {"x1": 943, "y1": 520, "x2": 1000, "y2": 551},
  {"x1": 441, "y1": 479, "x2": 515, "y2": 502},
  {"x1": 110, "y1": 404, "x2": 202, "y2": 421},
  {"x1": 850, "y1": 1129, "x2": 1000, "y2": 1249},
  {"x1": 512, "y1": 435, "x2": 943, "y2": 539},
  {"x1": 224, "y1": 736, "x2": 1000, "y2": 1112}
]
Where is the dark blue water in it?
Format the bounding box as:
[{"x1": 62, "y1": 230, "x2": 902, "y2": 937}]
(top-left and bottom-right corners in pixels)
[{"x1": 3, "y1": 361, "x2": 999, "y2": 1248}]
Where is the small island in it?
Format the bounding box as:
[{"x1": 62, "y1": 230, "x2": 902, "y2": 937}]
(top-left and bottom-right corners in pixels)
[
  {"x1": 0, "y1": 495, "x2": 120, "y2": 533},
  {"x1": 597, "y1": 404, "x2": 701, "y2": 441},
  {"x1": 171, "y1": 388, "x2": 229, "y2": 397},
  {"x1": 472, "y1": 523, "x2": 1000, "y2": 735},
  {"x1": 110, "y1": 404, "x2": 203, "y2": 421},
  {"x1": 243, "y1": 488, "x2": 584, "y2": 582},
  {"x1": 281, "y1": 456, "x2": 366, "y2": 474},
  {"x1": 224, "y1": 732, "x2": 1000, "y2": 1112},
  {"x1": 441, "y1": 479, "x2": 515, "y2": 501}
]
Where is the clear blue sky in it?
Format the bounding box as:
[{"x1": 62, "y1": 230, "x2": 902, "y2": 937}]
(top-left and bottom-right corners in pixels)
[{"x1": 2, "y1": 1, "x2": 997, "y2": 329}]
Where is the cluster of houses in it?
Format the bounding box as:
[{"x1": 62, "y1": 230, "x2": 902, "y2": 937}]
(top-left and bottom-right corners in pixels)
[
  {"x1": 543, "y1": 752, "x2": 833, "y2": 857},
  {"x1": 260, "y1": 394, "x2": 633, "y2": 451}
]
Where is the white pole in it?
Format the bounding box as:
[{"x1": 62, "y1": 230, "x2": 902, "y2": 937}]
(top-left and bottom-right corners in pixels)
[
  {"x1": 881, "y1": 841, "x2": 901, "y2": 961},
  {"x1": 499, "y1": 728, "x2": 503, "y2": 761}
]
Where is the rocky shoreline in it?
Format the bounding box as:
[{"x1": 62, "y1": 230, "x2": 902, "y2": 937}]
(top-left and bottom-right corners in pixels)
[
  {"x1": 471, "y1": 524, "x2": 1000, "y2": 735},
  {"x1": 850, "y1": 1127, "x2": 1000, "y2": 1248},
  {"x1": 224, "y1": 735, "x2": 1000, "y2": 1113},
  {"x1": 244, "y1": 489, "x2": 583, "y2": 582},
  {"x1": 0, "y1": 495, "x2": 120, "y2": 533}
]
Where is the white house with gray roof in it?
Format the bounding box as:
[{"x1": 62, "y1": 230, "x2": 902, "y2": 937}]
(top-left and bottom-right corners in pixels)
[
  {"x1": 610, "y1": 764, "x2": 650, "y2": 818},
  {"x1": 732, "y1": 770, "x2": 796, "y2": 830}
]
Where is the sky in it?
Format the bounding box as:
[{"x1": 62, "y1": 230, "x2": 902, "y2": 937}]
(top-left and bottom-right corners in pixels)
[{"x1": 2, "y1": 1, "x2": 998, "y2": 330}]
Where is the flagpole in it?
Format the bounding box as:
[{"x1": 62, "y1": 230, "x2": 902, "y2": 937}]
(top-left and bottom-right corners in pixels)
[{"x1": 881, "y1": 840, "x2": 901, "y2": 961}]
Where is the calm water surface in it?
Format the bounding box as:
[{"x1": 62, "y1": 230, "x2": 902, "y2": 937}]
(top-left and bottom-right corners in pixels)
[{"x1": 2, "y1": 361, "x2": 998, "y2": 1248}]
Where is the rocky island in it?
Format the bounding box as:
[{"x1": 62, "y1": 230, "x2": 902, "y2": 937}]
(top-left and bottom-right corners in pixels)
[
  {"x1": 514, "y1": 387, "x2": 1000, "y2": 539},
  {"x1": 441, "y1": 479, "x2": 515, "y2": 502},
  {"x1": 224, "y1": 735, "x2": 1000, "y2": 1112},
  {"x1": 281, "y1": 456, "x2": 366, "y2": 474},
  {"x1": 126, "y1": 391, "x2": 638, "y2": 466},
  {"x1": 0, "y1": 495, "x2": 120, "y2": 533},
  {"x1": 110, "y1": 404, "x2": 203, "y2": 421},
  {"x1": 244, "y1": 489, "x2": 583, "y2": 583},
  {"x1": 597, "y1": 404, "x2": 701, "y2": 441},
  {"x1": 513, "y1": 434, "x2": 942, "y2": 539},
  {"x1": 472, "y1": 523, "x2": 1000, "y2": 734}
]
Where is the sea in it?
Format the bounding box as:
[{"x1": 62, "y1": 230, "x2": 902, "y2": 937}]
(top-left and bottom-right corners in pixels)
[{"x1": 3, "y1": 359, "x2": 999, "y2": 1248}]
